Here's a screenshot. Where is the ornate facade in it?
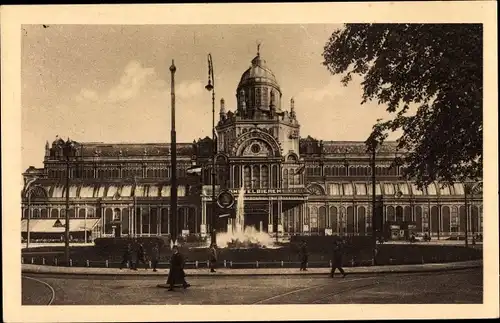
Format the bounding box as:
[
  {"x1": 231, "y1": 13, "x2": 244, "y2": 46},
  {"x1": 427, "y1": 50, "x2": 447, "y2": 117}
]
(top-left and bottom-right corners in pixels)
[{"x1": 21, "y1": 50, "x2": 483, "y2": 240}]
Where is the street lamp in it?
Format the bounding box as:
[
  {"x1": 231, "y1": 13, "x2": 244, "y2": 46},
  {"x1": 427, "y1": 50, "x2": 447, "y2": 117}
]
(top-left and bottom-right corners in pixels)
[
  {"x1": 170, "y1": 59, "x2": 178, "y2": 247},
  {"x1": 62, "y1": 138, "x2": 76, "y2": 265},
  {"x1": 205, "y1": 53, "x2": 217, "y2": 246}
]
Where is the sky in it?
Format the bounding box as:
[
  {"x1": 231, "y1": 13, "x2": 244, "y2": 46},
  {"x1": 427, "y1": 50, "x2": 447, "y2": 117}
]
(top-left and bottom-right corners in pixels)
[{"x1": 21, "y1": 24, "x2": 398, "y2": 170}]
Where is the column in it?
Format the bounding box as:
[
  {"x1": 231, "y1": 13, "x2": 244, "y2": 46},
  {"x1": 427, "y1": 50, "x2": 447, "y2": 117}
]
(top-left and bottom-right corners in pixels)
[
  {"x1": 259, "y1": 165, "x2": 262, "y2": 189},
  {"x1": 250, "y1": 167, "x2": 254, "y2": 189},
  {"x1": 268, "y1": 199, "x2": 273, "y2": 233},
  {"x1": 157, "y1": 206, "x2": 161, "y2": 235},
  {"x1": 278, "y1": 199, "x2": 283, "y2": 233},
  {"x1": 229, "y1": 165, "x2": 233, "y2": 188},
  {"x1": 167, "y1": 206, "x2": 170, "y2": 235},
  {"x1": 201, "y1": 200, "x2": 206, "y2": 234}
]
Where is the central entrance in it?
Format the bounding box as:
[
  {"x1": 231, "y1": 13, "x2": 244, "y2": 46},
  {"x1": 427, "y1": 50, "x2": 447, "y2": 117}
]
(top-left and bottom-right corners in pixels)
[{"x1": 243, "y1": 201, "x2": 269, "y2": 232}]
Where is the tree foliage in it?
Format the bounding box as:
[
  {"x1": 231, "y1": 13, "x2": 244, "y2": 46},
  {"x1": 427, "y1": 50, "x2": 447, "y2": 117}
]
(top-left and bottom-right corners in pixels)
[{"x1": 323, "y1": 24, "x2": 483, "y2": 188}]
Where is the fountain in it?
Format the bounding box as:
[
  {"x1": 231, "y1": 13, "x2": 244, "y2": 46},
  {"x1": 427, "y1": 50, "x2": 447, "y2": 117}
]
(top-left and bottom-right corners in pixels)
[{"x1": 213, "y1": 187, "x2": 277, "y2": 249}]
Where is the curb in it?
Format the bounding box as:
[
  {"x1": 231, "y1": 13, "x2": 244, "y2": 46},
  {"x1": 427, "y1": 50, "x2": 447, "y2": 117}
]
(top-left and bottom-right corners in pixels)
[{"x1": 21, "y1": 260, "x2": 482, "y2": 277}]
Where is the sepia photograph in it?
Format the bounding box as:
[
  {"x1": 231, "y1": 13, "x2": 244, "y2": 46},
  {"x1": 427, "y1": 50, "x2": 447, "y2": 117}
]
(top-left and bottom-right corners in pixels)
[{"x1": 2, "y1": 2, "x2": 498, "y2": 322}]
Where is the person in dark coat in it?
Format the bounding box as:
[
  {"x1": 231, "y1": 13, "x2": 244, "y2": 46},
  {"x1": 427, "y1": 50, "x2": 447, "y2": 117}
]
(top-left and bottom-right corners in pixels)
[
  {"x1": 209, "y1": 243, "x2": 218, "y2": 273},
  {"x1": 130, "y1": 241, "x2": 138, "y2": 270},
  {"x1": 120, "y1": 243, "x2": 132, "y2": 270},
  {"x1": 151, "y1": 243, "x2": 160, "y2": 272},
  {"x1": 299, "y1": 240, "x2": 308, "y2": 271},
  {"x1": 330, "y1": 240, "x2": 346, "y2": 278},
  {"x1": 136, "y1": 242, "x2": 148, "y2": 270},
  {"x1": 166, "y1": 245, "x2": 190, "y2": 291}
]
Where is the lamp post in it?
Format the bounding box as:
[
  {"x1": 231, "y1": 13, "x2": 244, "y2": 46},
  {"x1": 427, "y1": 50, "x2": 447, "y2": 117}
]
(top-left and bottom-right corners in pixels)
[
  {"x1": 62, "y1": 139, "x2": 75, "y2": 265},
  {"x1": 170, "y1": 60, "x2": 178, "y2": 247},
  {"x1": 205, "y1": 53, "x2": 217, "y2": 246}
]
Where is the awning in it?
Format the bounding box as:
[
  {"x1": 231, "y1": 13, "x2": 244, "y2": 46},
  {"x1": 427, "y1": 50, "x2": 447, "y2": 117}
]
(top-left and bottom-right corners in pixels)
[
  {"x1": 28, "y1": 183, "x2": 187, "y2": 199},
  {"x1": 21, "y1": 219, "x2": 100, "y2": 233}
]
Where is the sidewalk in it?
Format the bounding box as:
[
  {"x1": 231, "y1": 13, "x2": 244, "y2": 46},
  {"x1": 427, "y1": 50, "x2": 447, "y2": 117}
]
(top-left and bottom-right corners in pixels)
[{"x1": 22, "y1": 260, "x2": 482, "y2": 277}]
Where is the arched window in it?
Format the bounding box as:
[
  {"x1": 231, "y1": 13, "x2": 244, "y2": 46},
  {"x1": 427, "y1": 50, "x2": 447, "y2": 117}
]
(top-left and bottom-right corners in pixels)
[
  {"x1": 329, "y1": 206, "x2": 338, "y2": 232},
  {"x1": 244, "y1": 166, "x2": 251, "y2": 189},
  {"x1": 252, "y1": 165, "x2": 260, "y2": 189},
  {"x1": 272, "y1": 165, "x2": 278, "y2": 188},
  {"x1": 451, "y1": 206, "x2": 458, "y2": 233},
  {"x1": 318, "y1": 206, "x2": 327, "y2": 231},
  {"x1": 358, "y1": 206, "x2": 366, "y2": 234},
  {"x1": 234, "y1": 165, "x2": 241, "y2": 188},
  {"x1": 442, "y1": 206, "x2": 451, "y2": 233}
]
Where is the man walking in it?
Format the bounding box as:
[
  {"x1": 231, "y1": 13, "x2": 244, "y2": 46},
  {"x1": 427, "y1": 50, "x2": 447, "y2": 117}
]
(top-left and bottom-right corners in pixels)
[
  {"x1": 151, "y1": 243, "x2": 160, "y2": 272},
  {"x1": 330, "y1": 240, "x2": 346, "y2": 278},
  {"x1": 136, "y1": 242, "x2": 148, "y2": 270},
  {"x1": 209, "y1": 243, "x2": 218, "y2": 273},
  {"x1": 299, "y1": 240, "x2": 308, "y2": 271},
  {"x1": 166, "y1": 245, "x2": 190, "y2": 291}
]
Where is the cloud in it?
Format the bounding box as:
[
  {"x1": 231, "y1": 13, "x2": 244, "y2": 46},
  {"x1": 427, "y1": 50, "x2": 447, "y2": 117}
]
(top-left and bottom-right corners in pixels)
[
  {"x1": 106, "y1": 60, "x2": 156, "y2": 103},
  {"x1": 176, "y1": 80, "x2": 204, "y2": 99}
]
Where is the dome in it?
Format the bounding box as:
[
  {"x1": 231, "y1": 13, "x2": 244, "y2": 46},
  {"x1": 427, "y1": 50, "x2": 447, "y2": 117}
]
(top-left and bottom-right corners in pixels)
[
  {"x1": 236, "y1": 51, "x2": 282, "y2": 116},
  {"x1": 237, "y1": 54, "x2": 281, "y2": 90}
]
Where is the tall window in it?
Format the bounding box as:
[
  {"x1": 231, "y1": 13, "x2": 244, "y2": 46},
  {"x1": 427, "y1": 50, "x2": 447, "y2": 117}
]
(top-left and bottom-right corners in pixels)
[
  {"x1": 244, "y1": 166, "x2": 251, "y2": 189},
  {"x1": 261, "y1": 165, "x2": 269, "y2": 189}
]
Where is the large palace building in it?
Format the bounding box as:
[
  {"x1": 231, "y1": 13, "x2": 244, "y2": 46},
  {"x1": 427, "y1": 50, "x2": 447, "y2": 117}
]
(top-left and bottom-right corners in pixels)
[{"x1": 21, "y1": 51, "x2": 483, "y2": 241}]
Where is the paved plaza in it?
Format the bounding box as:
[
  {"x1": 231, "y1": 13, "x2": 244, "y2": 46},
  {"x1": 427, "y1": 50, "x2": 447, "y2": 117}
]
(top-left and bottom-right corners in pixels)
[{"x1": 22, "y1": 268, "x2": 482, "y2": 305}]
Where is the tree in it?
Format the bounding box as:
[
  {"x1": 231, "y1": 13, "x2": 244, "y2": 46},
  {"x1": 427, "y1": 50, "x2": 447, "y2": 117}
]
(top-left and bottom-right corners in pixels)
[{"x1": 322, "y1": 24, "x2": 482, "y2": 188}]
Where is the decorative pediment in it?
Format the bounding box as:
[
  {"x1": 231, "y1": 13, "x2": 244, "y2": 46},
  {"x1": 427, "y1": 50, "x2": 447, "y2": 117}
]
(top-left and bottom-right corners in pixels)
[
  {"x1": 241, "y1": 140, "x2": 272, "y2": 157},
  {"x1": 232, "y1": 129, "x2": 282, "y2": 157},
  {"x1": 307, "y1": 183, "x2": 325, "y2": 196}
]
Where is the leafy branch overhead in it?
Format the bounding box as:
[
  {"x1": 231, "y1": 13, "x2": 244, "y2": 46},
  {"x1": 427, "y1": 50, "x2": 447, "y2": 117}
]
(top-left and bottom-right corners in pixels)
[{"x1": 323, "y1": 24, "x2": 482, "y2": 188}]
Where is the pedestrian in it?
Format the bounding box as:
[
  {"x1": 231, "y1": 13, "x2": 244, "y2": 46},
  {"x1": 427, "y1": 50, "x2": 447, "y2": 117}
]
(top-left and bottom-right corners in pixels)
[
  {"x1": 330, "y1": 240, "x2": 346, "y2": 278},
  {"x1": 151, "y1": 243, "x2": 160, "y2": 272},
  {"x1": 299, "y1": 240, "x2": 308, "y2": 271},
  {"x1": 209, "y1": 243, "x2": 218, "y2": 273},
  {"x1": 120, "y1": 242, "x2": 132, "y2": 270},
  {"x1": 136, "y1": 242, "x2": 148, "y2": 270},
  {"x1": 166, "y1": 245, "x2": 190, "y2": 291}
]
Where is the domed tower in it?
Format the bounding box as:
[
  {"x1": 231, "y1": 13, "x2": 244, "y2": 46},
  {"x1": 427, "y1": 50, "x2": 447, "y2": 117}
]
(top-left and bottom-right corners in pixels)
[{"x1": 236, "y1": 47, "x2": 282, "y2": 119}]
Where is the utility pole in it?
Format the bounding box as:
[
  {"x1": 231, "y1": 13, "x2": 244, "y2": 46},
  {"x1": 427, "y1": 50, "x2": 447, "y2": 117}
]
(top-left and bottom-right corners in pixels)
[{"x1": 170, "y1": 60, "x2": 178, "y2": 247}]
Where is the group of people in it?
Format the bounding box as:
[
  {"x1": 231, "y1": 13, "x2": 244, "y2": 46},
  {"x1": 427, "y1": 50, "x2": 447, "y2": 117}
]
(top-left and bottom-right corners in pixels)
[
  {"x1": 120, "y1": 241, "x2": 160, "y2": 271},
  {"x1": 120, "y1": 240, "x2": 219, "y2": 291},
  {"x1": 298, "y1": 239, "x2": 347, "y2": 278}
]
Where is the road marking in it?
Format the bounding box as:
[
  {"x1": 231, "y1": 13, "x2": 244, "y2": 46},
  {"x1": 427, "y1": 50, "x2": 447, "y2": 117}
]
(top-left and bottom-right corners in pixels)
[
  {"x1": 22, "y1": 275, "x2": 55, "y2": 305},
  {"x1": 252, "y1": 277, "x2": 376, "y2": 304}
]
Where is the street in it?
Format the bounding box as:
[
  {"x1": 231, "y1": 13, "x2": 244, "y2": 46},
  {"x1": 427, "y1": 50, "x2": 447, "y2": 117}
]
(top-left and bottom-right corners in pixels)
[{"x1": 22, "y1": 268, "x2": 482, "y2": 305}]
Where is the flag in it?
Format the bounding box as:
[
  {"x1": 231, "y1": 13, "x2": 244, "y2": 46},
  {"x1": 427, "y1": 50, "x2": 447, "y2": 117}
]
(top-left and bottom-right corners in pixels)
[{"x1": 186, "y1": 165, "x2": 202, "y2": 175}]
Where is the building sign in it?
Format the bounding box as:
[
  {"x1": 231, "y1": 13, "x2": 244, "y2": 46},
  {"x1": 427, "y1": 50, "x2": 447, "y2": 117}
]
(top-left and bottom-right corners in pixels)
[
  {"x1": 228, "y1": 188, "x2": 305, "y2": 195},
  {"x1": 217, "y1": 190, "x2": 235, "y2": 209}
]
